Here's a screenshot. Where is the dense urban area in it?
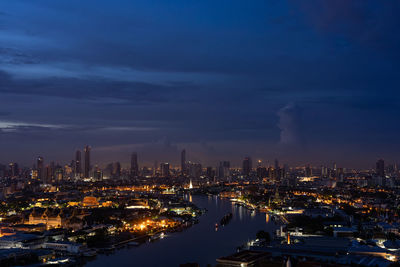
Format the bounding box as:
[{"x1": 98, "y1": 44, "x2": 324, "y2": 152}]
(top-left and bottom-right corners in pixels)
[{"x1": 0, "y1": 147, "x2": 399, "y2": 266}]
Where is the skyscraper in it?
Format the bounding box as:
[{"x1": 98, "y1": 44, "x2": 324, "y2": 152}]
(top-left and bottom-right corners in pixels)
[
  {"x1": 274, "y1": 159, "x2": 279, "y2": 169},
  {"x1": 256, "y1": 166, "x2": 267, "y2": 179},
  {"x1": 305, "y1": 164, "x2": 312, "y2": 177},
  {"x1": 113, "y1": 162, "x2": 121, "y2": 178},
  {"x1": 218, "y1": 161, "x2": 230, "y2": 178},
  {"x1": 160, "y1": 163, "x2": 170, "y2": 177},
  {"x1": 242, "y1": 157, "x2": 252, "y2": 176},
  {"x1": 75, "y1": 150, "x2": 82, "y2": 177},
  {"x1": 181, "y1": 149, "x2": 186, "y2": 175},
  {"x1": 37, "y1": 156, "x2": 44, "y2": 181},
  {"x1": 8, "y1": 163, "x2": 19, "y2": 178},
  {"x1": 376, "y1": 159, "x2": 385, "y2": 177},
  {"x1": 84, "y1": 145, "x2": 91, "y2": 178},
  {"x1": 131, "y1": 152, "x2": 138, "y2": 177}
]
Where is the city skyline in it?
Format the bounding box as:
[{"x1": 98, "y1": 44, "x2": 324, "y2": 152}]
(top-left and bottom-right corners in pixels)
[
  {"x1": 2, "y1": 145, "x2": 395, "y2": 171},
  {"x1": 0, "y1": 1, "x2": 399, "y2": 167},
  {"x1": 0, "y1": 2, "x2": 399, "y2": 266}
]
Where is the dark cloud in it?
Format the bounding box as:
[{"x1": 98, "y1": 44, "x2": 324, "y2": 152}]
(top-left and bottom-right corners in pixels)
[
  {"x1": 0, "y1": 70, "x2": 197, "y2": 104},
  {"x1": 277, "y1": 103, "x2": 303, "y2": 146},
  {"x1": 0, "y1": 1, "x2": 398, "y2": 167},
  {"x1": 0, "y1": 47, "x2": 38, "y2": 64},
  {"x1": 292, "y1": 0, "x2": 400, "y2": 56}
]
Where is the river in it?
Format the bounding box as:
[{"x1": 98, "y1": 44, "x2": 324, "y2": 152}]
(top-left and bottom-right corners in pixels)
[{"x1": 86, "y1": 194, "x2": 277, "y2": 267}]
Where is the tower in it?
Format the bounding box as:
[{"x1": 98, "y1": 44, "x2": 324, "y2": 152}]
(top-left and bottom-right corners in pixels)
[
  {"x1": 181, "y1": 149, "x2": 186, "y2": 175},
  {"x1": 305, "y1": 164, "x2": 312, "y2": 177},
  {"x1": 37, "y1": 156, "x2": 44, "y2": 182},
  {"x1": 84, "y1": 145, "x2": 91, "y2": 178},
  {"x1": 160, "y1": 163, "x2": 170, "y2": 177},
  {"x1": 376, "y1": 159, "x2": 385, "y2": 177},
  {"x1": 75, "y1": 150, "x2": 82, "y2": 177},
  {"x1": 242, "y1": 157, "x2": 252, "y2": 176},
  {"x1": 131, "y1": 152, "x2": 138, "y2": 177}
]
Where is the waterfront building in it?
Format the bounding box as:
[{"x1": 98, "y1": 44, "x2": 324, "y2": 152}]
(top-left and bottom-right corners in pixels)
[{"x1": 28, "y1": 208, "x2": 85, "y2": 230}]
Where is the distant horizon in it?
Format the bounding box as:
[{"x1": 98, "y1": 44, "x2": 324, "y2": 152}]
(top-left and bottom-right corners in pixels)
[{"x1": 1, "y1": 146, "x2": 393, "y2": 170}]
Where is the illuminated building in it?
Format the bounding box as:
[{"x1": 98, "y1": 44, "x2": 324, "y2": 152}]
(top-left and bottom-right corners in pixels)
[
  {"x1": 31, "y1": 169, "x2": 38, "y2": 180},
  {"x1": 28, "y1": 209, "x2": 85, "y2": 230},
  {"x1": 82, "y1": 196, "x2": 99, "y2": 207},
  {"x1": 8, "y1": 163, "x2": 19, "y2": 178}
]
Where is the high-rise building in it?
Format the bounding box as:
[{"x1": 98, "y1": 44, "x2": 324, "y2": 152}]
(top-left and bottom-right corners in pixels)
[
  {"x1": 153, "y1": 161, "x2": 158, "y2": 176},
  {"x1": 130, "y1": 152, "x2": 139, "y2": 177},
  {"x1": 93, "y1": 165, "x2": 103, "y2": 181},
  {"x1": 55, "y1": 165, "x2": 63, "y2": 181},
  {"x1": 376, "y1": 159, "x2": 385, "y2": 177},
  {"x1": 84, "y1": 145, "x2": 91, "y2": 178},
  {"x1": 268, "y1": 167, "x2": 276, "y2": 180},
  {"x1": 8, "y1": 163, "x2": 19, "y2": 178},
  {"x1": 206, "y1": 167, "x2": 214, "y2": 178},
  {"x1": 242, "y1": 157, "x2": 252, "y2": 176},
  {"x1": 187, "y1": 161, "x2": 202, "y2": 178},
  {"x1": 37, "y1": 156, "x2": 44, "y2": 181},
  {"x1": 113, "y1": 162, "x2": 121, "y2": 178},
  {"x1": 218, "y1": 161, "x2": 230, "y2": 178},
  {"x1": 321, "y1": 166, "x2": 328, "y2": 177},
  {"x1": 160, "y1": 163, "x2": 170, "y2": 177},
  {"x1": 75, "y1": 150, "x2": 82, "y2": 177},
  {"x1": 274, "y1": 159, "x2": 279, "y2": 169},
  {"x1": 305, "y1": 164, "x2": 312, "y2": 177},
  {"x1": 256, "y1": 166, "x2": 267, "y2": 179},
  {"x1": 333, "y1": 162, "x2": 337, "y2": 178},
  {"x1": 181, "y1": 149, "x2": 186, "y2": 175}
]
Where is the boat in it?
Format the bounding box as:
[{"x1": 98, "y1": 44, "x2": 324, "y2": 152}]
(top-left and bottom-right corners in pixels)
[
  {"x1": 101, "y1": 245, "x2": 115, "y2": 253},
  {"x1": 127, "y1": 241, "x2": 140, "y2": 247},
  {"x1": 82, "y1": 249, "x2": 97, "y2": 257},
  {"x1": 220, "y1": 213, "x2": 233, "y2": 226},
  {"x1": 149, "y1": 232, "x2": 164, "y2": 241},
  {"x1": 45, "y1": 257, "x2": 74, "y2": 265}
]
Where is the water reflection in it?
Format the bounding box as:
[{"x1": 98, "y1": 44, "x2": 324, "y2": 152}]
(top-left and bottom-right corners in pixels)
[
  {"x1": 238, "y1": 205, "x2": 244, "y2": 221},
  {"x1": 87, "y1": 195, "x2": 278, "y2": 267}
]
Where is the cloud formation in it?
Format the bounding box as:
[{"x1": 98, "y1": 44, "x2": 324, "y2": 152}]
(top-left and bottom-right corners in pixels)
[
  {"x1": 0, "y1": 0, "x2": 399, "y2": 167},
  {"x1": 277, "y1": 103, "x2": 302, "y2": 146}
]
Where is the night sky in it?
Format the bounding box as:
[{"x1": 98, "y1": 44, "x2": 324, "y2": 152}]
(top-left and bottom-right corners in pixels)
[{"x1": 0, "y1": 0, "x2": 399, "y2": 168}]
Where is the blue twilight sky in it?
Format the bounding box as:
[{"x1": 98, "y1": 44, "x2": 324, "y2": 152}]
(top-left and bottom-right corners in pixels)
[{"x1": 0, "y1": 0, "x2": 399, "y2": 168}]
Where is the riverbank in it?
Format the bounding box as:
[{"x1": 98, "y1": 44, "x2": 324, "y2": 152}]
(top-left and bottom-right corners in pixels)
[{"x1": 85, "y1": 195, "x2": 278, "y2": 267}]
